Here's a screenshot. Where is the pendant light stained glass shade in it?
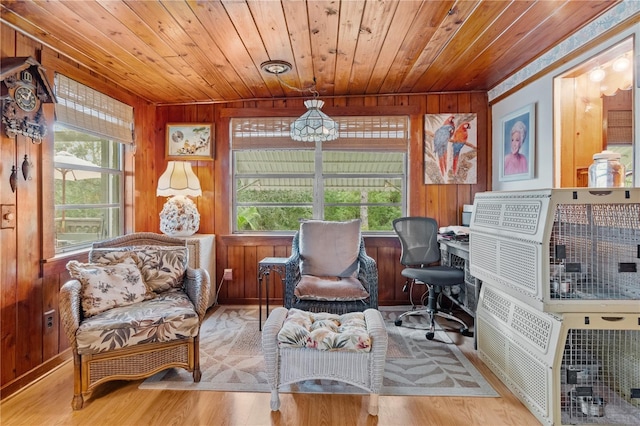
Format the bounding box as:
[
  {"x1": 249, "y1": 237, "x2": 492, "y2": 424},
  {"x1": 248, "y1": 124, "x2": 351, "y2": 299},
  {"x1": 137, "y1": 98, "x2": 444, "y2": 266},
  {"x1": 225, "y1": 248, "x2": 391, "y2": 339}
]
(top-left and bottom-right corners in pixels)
[{"x1": 290, "y1": 100, "x2": 339, "y2": 142}]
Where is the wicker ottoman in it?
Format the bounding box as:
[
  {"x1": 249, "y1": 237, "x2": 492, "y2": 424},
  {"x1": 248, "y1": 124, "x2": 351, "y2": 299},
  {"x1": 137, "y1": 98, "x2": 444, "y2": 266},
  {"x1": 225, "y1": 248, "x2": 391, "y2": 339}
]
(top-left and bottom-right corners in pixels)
[{"x1": 262, "y1": 307, "x2": 388, "y2": 415}]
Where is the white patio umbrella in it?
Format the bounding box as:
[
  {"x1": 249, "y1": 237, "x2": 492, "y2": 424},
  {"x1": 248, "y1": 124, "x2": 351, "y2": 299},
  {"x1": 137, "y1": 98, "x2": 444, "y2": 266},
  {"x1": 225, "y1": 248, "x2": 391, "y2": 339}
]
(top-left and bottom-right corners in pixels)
[
  {"x1": 54, "y1": 151, "x2": 101, "y2": 183},
  {"x1": 54, "y1": 151, "x2": 101, "y2": 224}
]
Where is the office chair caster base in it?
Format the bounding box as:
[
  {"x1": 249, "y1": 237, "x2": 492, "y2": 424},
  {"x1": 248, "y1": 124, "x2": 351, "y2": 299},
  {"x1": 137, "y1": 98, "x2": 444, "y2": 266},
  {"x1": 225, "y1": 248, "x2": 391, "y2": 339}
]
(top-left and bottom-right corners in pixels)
[
  {"x1": 394, "y1": 319, "x2": 403, "y2": 326},
  {"x1": 460, "y1": 327, "x2": 473, "y2": 337},
  {"x1": 426, "y1": 331, "x2": 435, "y2": 340}
]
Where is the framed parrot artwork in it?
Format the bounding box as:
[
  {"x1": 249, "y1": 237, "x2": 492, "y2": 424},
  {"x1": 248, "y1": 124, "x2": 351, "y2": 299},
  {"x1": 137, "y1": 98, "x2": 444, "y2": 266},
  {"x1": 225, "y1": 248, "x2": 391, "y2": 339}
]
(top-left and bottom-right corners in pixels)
[{"x1": 424, "y1": 113, "x2": 478, "y2": 184}]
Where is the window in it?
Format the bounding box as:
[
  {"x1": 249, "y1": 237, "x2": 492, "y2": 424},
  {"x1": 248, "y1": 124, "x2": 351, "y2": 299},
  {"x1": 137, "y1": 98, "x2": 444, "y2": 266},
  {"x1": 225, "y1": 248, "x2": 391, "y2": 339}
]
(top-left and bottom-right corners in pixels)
[
  {"x1": 54, "y1": 74, "x2": 133, "y2": 252},
  {"x1": 232, "y1": 116, "x2": 407, "y2": 232}
]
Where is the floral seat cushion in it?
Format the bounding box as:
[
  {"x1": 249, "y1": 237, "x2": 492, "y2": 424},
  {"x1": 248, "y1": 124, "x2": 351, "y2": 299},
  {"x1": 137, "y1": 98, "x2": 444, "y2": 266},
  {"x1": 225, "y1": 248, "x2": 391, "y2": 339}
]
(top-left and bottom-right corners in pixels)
[
  {"x1": 76, "y1": 291, "x2": 199, "y2": 355},
  {"x1": 277, "y1": 308, "x2": 371, "y2": 352}
]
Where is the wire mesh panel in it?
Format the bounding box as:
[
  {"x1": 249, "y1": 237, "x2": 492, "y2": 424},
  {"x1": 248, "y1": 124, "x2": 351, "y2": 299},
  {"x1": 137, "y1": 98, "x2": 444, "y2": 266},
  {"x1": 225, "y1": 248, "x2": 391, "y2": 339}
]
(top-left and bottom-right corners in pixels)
[
  {"x1": 470, "y1": 188, "x2": 640, "y2": 313},
  {"x1": 552, "y1": 202, "x2": 640, "y2": 303},
  {"x1": 439, "y1": 245, "x2": 479, "y2": 317},
  {"x1": 559, "y1": 327, "x2": 640, "y2": 425}
]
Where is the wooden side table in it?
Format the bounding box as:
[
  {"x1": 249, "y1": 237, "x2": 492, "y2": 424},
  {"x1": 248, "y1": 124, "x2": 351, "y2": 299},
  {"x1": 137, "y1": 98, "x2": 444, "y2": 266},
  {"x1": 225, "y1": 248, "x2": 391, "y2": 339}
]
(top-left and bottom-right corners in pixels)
[{"x1": 258, "y1": 257, "x2": 288, "y2": 330}]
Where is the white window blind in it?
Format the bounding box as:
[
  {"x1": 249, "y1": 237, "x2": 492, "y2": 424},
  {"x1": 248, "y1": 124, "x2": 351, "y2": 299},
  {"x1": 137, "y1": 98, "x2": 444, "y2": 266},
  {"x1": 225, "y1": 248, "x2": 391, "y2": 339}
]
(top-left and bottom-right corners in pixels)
[{"x1": 54, "y1": 74, "x2": 134, "y2": 144}]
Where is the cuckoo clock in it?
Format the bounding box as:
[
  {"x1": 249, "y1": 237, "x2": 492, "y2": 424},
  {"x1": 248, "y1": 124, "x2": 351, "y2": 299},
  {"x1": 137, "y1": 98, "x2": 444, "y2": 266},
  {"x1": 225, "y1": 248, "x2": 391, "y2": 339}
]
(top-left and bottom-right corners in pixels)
[{"x1": 1, "y1": 56, "x2": 55, "y2": 142}]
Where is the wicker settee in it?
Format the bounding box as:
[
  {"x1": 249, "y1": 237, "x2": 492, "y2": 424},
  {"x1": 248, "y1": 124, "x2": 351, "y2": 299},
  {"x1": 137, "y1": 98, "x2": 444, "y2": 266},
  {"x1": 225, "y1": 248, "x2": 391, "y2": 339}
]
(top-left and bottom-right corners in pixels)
[{"x1": 60, "y1": 232, "x2": 210, "y2": 409}]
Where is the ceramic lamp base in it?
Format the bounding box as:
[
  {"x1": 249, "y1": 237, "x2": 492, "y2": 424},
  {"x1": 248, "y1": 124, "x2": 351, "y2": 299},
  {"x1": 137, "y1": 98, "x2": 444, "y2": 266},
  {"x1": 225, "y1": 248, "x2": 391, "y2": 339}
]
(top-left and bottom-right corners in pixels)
[{"x1": 159, "y1": 195, "x2": 200, "y2": 237}]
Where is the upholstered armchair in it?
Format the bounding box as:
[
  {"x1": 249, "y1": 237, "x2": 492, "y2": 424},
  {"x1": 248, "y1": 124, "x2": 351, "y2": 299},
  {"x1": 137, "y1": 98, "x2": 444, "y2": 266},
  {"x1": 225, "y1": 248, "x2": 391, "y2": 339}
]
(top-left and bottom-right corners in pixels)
[
  {"x1": 283, "y1": 219, "x2": 378, "y2": 314},
  {"x1": 59, "y1": 232, "x2": 210, "y2": 409}
]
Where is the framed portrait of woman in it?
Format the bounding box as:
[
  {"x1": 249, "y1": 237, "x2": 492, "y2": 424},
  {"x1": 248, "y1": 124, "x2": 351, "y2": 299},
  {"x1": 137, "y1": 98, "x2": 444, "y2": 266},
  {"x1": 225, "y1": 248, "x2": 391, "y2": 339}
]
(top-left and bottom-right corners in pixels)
[{"x1": 499, "y1": 103, "x2": 535, "y2": 182}]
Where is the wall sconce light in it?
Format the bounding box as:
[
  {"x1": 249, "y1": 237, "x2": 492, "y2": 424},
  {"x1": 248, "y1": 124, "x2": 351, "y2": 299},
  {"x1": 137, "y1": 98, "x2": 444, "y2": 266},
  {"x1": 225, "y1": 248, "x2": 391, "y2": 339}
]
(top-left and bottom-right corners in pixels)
[
  {"x1": 156, "y1": 161, "x2": 202, "y2": 237},
  {"x1": 261, "y1": 60, "x2": 339, "y2": 143},
  {"x1": 589, "y1": 67, "x2": 605, "y2": 83}
]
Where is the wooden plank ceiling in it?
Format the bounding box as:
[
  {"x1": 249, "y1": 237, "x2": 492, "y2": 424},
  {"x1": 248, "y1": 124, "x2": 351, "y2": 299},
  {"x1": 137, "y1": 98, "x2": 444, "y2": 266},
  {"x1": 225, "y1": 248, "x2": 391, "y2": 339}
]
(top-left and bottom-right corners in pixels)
[{"x1": 0, "y1": 0, "x2": 619, "y2": 105}]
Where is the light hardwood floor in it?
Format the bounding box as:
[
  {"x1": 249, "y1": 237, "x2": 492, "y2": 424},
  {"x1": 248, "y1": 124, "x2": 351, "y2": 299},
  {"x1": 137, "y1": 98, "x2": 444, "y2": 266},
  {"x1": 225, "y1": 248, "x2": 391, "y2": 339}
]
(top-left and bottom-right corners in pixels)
[{"x1": 1, "y1": 308, "x2": 541, "y2": 426}]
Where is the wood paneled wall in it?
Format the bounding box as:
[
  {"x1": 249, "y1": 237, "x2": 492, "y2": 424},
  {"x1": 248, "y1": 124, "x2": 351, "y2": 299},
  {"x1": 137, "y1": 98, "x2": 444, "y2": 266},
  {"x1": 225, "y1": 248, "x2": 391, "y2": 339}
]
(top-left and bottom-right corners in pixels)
[
  {"x1": 0, "y1": 25, "x2": 154, "y2": 397},
  {"x1": 148, "y1": 92, "x2": 490, "y2": 305},
  {"x1": 558, "y1": 73, "x2": 605, "y2": 187},
  {"x1": 1, "y1": 22, "x2": 489, "y2": 397}
]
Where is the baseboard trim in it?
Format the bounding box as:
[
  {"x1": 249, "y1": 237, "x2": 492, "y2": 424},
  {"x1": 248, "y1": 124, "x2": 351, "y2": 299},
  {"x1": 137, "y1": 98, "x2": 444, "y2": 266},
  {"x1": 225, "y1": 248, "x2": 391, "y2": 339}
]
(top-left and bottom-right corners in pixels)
[{"x1": 0, "y1": 349, "x2": 72, "y2": 401}]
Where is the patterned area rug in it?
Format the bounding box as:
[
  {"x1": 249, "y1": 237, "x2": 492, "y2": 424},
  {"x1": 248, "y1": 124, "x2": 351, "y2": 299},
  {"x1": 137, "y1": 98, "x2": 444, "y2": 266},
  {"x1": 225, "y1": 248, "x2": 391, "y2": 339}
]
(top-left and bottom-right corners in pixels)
[{"x1": 140, "y1": 305, "x2": 498, "y2": 397}]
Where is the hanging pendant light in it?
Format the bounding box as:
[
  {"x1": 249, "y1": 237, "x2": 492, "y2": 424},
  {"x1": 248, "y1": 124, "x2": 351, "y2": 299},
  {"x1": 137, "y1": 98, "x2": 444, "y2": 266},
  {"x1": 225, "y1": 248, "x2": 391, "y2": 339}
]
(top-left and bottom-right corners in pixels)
[
  {"x1": 290, "y1": 99, "x2": 338, "y2": 142},
  {"x1": 261, "y1": 60, "x2": 339, "y2": 143}
]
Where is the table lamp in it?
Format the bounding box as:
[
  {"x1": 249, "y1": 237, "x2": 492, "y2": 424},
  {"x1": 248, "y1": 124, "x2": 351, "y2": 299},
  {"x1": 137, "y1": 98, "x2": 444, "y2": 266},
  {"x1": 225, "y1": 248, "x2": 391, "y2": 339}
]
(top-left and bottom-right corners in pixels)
[{"x1": 157, "y1": 161, "x2": 202, "y2": 237}]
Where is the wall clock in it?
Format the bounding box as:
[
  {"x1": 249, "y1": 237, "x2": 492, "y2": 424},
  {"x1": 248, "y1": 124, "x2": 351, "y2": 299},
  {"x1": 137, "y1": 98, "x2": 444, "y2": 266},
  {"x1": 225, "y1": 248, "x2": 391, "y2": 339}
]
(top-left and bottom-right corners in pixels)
[
  {"x1": 1, "y1": 56, "x2": 55, "y2": 142},
  {"x1": 15, "y1": 85, "x2": 38, "y2": 112}
]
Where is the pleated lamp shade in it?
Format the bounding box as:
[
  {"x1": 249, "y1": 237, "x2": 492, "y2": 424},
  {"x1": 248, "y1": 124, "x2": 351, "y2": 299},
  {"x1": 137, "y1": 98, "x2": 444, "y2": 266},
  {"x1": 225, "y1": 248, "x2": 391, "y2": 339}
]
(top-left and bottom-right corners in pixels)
[{"x1": 157, "y1": 161, "x2": 202, "y2": 197}]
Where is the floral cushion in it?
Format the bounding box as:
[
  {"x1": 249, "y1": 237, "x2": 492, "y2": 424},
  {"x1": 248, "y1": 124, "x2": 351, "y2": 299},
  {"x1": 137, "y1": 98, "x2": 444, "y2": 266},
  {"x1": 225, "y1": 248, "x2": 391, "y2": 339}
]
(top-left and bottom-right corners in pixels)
[
  {"x1": 76, "y1": 291, "x2": 199, "y2": 355},
  {"x1": 91, "y1": 245, "x2": 188, "y2": 293},
  {"x1": 277, "y1": 308, "x2": 371, "y2": 352},
  {"x1": 67, "y1": 257, "x2": 154, "y2": 318}
]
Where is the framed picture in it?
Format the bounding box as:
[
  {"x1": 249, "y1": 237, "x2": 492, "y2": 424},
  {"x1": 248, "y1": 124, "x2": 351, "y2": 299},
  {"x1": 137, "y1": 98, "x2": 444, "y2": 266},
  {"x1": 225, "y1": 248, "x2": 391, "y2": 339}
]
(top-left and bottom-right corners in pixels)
[
  {"x1": 424, "y1": 113, "x2": 478, "y2": 184},
  {"x1": 166, "y1": 123, "x2": 213, "y2": 160},
  {"x1": 499, "y1": 103, "x2": 535, "y2": 181}
]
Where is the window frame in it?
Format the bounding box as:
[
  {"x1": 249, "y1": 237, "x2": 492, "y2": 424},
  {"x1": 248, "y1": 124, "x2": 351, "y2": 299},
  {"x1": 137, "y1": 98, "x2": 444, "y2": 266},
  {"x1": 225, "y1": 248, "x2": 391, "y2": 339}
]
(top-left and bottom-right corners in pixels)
[
  {"x1": 231, "y1": 115, "x2": 409, "y2": 234},
  {"x1": 51, "y1": 73, "x2": 133, "y2": 254},
  {"x1": 53, "y1": 125, "x2": 125, "y2": 254}
]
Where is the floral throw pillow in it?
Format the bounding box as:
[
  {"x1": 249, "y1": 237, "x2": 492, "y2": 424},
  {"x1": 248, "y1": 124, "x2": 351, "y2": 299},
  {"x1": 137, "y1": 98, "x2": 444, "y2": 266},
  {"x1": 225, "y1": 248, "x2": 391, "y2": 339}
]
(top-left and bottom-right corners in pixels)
[
  {"x1": 90, "y1": 248, "x2": 137, "y2": 266},
  {"x1": 132, "y1": 246, "x2": 188, "y2": 293},
  {"x1": 90, "y1": 246, "x2": 188, "y2": 293},
  {"x1": 67, "y1": 257, "x2": 154, "y2": 318}
]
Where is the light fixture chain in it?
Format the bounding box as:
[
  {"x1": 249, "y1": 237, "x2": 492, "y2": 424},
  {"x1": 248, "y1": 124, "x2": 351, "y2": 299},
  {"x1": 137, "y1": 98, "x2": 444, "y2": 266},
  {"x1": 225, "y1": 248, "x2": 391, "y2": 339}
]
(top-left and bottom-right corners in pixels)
[{"x1": 275, "y1": 73, "x2": 317, "y2": 97}]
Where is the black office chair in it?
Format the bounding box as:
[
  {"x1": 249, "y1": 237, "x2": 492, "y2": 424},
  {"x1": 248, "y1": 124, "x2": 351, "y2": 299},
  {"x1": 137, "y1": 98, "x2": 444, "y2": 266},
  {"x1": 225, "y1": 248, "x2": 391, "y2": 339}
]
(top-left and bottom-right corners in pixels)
[{"x1": 392, "y1": 217, "x2": 471, "y2": 340}]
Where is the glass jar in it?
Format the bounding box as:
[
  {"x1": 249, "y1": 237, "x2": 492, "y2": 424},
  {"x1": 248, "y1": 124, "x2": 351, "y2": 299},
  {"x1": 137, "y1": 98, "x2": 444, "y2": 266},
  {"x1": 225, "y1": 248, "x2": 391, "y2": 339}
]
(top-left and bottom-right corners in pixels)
[{"x1": 588, "y1": 150, "x2": 625, "y2": 188}]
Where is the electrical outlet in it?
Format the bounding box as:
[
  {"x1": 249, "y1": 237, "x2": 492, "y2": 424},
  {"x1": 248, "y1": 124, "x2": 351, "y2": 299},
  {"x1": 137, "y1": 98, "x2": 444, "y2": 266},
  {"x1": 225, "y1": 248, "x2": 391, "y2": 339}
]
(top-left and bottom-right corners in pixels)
[
  {"x1": 223, "y1": 268, "x2": 233, "y2": 280},
  {"x1": 43, "y1": 309, "x2": 55, "y2": 330}
]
